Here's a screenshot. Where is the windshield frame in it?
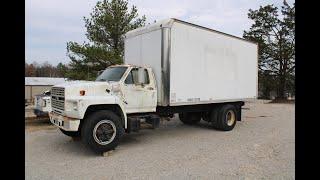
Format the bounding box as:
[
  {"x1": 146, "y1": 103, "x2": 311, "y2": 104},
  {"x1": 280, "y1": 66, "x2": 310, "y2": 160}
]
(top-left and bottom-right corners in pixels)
[{"x1": 95, "y1": 66, "x2": 128, "y2": 82}]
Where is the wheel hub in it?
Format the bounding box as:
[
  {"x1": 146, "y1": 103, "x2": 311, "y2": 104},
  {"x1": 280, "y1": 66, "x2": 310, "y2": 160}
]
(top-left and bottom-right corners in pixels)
[
  {"x1": 226, "y1": 110, "x2": 236, "y2": 126},
  {"x1": 93, "y1": 120, "x2": 117, "y2": 145}
]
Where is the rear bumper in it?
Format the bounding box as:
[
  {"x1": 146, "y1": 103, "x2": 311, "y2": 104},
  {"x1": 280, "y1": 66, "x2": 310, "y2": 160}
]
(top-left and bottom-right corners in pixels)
[{"x1": 49, "y1": 112, "x2": 80, "y2": 131}]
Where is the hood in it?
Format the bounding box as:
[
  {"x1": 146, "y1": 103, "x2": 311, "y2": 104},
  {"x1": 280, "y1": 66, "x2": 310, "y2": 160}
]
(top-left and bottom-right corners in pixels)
[{"x1": 53, "y1": 81, "x2": 117, "y2": 97}]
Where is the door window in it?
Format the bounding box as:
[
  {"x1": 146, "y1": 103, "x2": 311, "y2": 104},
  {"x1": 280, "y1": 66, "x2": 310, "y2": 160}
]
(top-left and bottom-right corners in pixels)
[
  {"x1": 125, "y1": 68, "x2": 137, "y2": 84},
  {"x1": 142, "y1": 69, "x2": 150, "y2": 84},
  {"x1": 125, "y1": 68, "x2": 149, "y2": 84}
]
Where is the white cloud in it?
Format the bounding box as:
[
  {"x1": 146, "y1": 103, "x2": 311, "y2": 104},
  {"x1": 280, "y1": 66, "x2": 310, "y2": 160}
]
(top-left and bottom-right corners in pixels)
[{"x1": 26, "y1": 0, "x2": 295, "y2": 65}]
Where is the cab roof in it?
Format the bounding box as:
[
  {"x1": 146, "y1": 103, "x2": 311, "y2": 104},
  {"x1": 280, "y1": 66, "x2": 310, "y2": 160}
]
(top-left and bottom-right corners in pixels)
[{"x1": 107, "y1": 64, "x2": 151, "y2": 69}]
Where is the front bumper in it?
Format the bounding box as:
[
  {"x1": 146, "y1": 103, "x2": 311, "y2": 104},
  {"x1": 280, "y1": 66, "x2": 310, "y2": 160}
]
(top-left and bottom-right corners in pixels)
[
  {"x1": 49, "y1": 112, "x2": 80, "y2": 131},
  {"x1": 33, "y1": 109, "x2": 49, "y2": 117}
]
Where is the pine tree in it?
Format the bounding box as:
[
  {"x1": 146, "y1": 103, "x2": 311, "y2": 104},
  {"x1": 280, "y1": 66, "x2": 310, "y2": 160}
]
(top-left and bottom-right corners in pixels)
[
  {"x1": 66, "y1": 0, "x2": 146, "y2": 80},
  {"x1": 243, "y1": 1, "x2": 295, "y2": 99}
]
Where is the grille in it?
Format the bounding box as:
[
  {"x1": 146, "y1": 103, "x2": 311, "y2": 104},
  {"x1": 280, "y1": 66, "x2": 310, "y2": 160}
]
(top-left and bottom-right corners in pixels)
[{"x1": 51, "y1": 87, "x2": 65, "y2": 115}]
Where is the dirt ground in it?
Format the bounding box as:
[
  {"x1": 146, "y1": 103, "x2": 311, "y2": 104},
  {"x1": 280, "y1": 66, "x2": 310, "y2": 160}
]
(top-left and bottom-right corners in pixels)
[{"x1": 25, "y1": 100, "x2": 295, "y2": 179}]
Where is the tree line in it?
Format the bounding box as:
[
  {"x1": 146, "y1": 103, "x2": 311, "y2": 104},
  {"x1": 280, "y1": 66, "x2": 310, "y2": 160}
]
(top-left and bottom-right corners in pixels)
[
  {"x1": 243, "y1": 0, "x2": 295, "y2": 99},
  {"x1": 25, "y1": 61, "x2": 69, "y2": 78},
  {"x1": 26, "y1": 0, "x2": 295, "y2": 99}
]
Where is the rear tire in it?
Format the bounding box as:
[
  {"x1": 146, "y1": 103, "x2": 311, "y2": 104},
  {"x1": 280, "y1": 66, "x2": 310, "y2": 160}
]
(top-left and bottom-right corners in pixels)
[
  {"x1": 59, "y1": 128, "x2": 80, "y2": 137},
  {"x1": 81, "y1": 110, "x2": 122, "y2": 153},
  {"x1": 213, "y1": 104, "x2": 237, "y2": 131},
  {"x1": 179, "y1": 112, "x2": 201, "y2": 125},
  {"x1": 209, "y1": 105, "x2": 221, "y2": 128}
]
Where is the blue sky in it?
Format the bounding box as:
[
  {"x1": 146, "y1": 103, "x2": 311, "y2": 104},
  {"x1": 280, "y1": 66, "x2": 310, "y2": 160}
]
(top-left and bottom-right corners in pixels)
[{"x1": 26, "y1": 0, "x2": 294, "y2": 66}]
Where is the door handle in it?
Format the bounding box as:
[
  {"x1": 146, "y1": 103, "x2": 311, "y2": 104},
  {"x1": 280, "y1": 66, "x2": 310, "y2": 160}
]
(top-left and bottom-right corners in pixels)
[{"x1": 147, "y1": 87, "x2": 154, "y2": 90}]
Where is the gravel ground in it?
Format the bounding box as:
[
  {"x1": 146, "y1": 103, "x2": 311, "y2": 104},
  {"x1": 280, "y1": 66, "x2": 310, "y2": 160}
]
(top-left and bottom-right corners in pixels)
[{"x1": 25, "y1": 100, "x2": 295, "y2": 179}]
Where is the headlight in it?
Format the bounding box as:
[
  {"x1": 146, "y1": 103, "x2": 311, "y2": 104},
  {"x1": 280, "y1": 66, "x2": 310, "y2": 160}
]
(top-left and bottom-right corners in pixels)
[{"x1": 66, "y1": 101, "x2": 78, "y2": 111}]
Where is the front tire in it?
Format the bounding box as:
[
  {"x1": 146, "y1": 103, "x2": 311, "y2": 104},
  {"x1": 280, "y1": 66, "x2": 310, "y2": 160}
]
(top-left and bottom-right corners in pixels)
[{"x1": 81, "y1": 110, "x2": 122, "y2": 153}]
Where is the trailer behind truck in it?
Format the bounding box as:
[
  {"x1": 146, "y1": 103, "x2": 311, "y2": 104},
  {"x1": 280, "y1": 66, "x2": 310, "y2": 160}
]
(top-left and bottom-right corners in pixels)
[{"x1": 49, "y1": 18, "x2": 258, "y2": 154}]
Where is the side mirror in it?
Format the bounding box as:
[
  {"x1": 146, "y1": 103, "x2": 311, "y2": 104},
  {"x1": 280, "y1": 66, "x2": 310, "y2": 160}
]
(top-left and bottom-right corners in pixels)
[
  {"x1": 137, "y1": 68, "x2": 145, "y2": 86},
  {"x1": 43, "y1": 90, "x2": 51, "y2": 96},
  {"x1": 97, "y1": 70, "x2": 103, "y2": 76}
]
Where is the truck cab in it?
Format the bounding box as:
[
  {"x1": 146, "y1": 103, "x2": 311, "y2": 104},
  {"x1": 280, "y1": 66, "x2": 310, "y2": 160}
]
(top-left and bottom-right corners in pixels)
[{"x1": 49, "y1": 65, "x2": 159, "y2": 153}]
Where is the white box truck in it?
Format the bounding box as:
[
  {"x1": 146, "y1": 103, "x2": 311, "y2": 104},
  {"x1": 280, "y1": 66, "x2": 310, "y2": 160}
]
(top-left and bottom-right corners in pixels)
[{"x1": 49, "y1": 18, "x2": 258, "y2": 154}]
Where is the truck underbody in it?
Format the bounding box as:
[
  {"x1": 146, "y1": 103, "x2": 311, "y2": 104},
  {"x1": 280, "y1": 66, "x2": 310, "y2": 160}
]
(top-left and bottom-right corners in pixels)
[{"x1": 125, "y1": 101, "x2": 245, "y2": 133}]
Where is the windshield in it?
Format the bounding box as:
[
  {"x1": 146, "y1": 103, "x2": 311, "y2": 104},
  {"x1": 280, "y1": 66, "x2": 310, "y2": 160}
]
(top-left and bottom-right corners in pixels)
[{"x1": 95, "y1": 66, "x2": 127, "y2": 82}]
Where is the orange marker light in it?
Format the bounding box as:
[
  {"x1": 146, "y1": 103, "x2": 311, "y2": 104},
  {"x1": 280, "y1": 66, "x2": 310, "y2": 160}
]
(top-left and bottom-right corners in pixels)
[{"x1": 80, "y1": 90, "x2": 86, "y2": 96}]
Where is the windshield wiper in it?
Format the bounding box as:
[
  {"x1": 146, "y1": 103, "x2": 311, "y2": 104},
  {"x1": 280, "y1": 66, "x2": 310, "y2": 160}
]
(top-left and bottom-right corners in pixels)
[{"x1": 96, "y1": 79, "x2": 105, "y2": 82}]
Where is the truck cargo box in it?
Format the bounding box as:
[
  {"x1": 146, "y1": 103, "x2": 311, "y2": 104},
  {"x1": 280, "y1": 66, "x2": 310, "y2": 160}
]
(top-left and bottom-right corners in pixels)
[{"x1": 124, "y1": 18, "x2": 258, "y2": 106}]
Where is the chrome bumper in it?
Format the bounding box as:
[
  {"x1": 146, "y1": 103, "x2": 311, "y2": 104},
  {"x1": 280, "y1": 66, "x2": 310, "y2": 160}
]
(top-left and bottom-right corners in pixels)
[{"x1": 49, "y1": 112, "x2": 80, "y2": 131}]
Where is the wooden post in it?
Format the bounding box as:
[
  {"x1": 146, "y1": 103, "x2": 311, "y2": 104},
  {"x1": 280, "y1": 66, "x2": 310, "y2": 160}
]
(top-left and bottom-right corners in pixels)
[{"x1": 102, "y1": 150, "x2": 114, "y2": 157}]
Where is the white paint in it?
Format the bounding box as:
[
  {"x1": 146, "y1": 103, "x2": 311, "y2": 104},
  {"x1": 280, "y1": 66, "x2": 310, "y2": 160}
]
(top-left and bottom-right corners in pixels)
[
  {"x1": 49, "y1": 18, "x2": 258, "y2": 132},
  {"x1": 51, "y1": 80, "x2": 128, "y2": 129},
  {"x1": 34, "y1": 95, "x2": 51, "y2": 113},
  {"x1": 49, "y1": 112, "x2": 80, "y2": 131},
  {"x1": 121, "y1": 67, "x2": 157, "y2": 113},
  {"x1": 25, "y1": 77, "x2": 67, "y2": 86},
  {"x1": 169, "y1": 21, "x2": 258, "y2": 105},
  {"x1": 125, "y1": 29, "x2": 163, "y2": 104},
  {"x1": 125, "y1": 18, "x2": 258, "y2": 106},
  {"x1": 49, "y1": 66, "x2": 157, "y2": 130}
]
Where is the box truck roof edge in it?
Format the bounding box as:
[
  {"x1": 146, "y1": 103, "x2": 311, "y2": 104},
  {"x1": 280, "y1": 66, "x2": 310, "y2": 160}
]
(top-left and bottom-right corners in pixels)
[{"x1": 125, "y1": 18, "x2": 258, "y2": 46}]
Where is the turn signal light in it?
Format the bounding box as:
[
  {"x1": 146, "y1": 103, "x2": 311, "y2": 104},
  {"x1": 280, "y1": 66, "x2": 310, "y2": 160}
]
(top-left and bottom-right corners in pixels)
[{"x1": 80, "y1": 90, "x2": 86, "y2": 96}]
